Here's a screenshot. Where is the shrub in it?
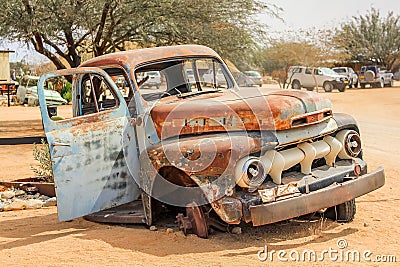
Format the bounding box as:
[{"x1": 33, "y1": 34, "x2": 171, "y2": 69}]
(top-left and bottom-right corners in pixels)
[
  {"x1": 61, "y1": 82, "x2": 72, "y2": 103},
  {"x1": 31, "y1": 139, "x2": 54, "y2": 183}
]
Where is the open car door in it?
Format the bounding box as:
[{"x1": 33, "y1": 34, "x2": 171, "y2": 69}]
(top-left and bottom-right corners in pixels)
[{"x1": 38, "y1": 67, "x2": 141, "y2": 221}]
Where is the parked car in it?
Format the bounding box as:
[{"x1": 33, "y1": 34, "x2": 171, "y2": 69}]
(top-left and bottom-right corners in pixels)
[
  {"x1": 287, "y1": 66, "x2": 348, "y2": 92},
  {"x1": 37, "y1": 45, "x2": 384, "y2": 238},
  {"x1": 332, "y1": 67, "x2": 359, "y2": 88},
  {"x1": 394, "y1": 72, "x2": 400, "y2": 81},
  {"x1": 359, "y1": 66, "x2": 393, "y2": 88},
  {"x1": 244, "y1": 71, "x2": 263, "y2": 87},
  {"x1": 138, "y1": 71, "x2": 162, "y2": 89},
  {"x1": 202, "y1": 69, "x2": 227, "y2": 87},
  {"x1": 16, "y1": 75, "x2": 67, "y2": 106},
  {"x1": 232, "y1": 72, "x2": 255, "y2": 87}
]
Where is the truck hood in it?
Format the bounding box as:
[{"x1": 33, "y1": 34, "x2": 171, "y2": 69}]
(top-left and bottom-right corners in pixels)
[
  {"x1": 149, "y1": 88, "x2": 333, "y2": 140},
  {"x1": 328, "y1": 74, "x2": 345, "y2": 80}
]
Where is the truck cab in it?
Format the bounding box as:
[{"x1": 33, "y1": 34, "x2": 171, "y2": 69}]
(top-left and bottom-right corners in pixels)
[{"x1": 38, "y1": 45, "x2": 384, "y2": 238}]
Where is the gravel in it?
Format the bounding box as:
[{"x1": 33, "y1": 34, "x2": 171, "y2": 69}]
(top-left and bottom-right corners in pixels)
[{"x1": 0, "y1": 186, "x2": 56, "y2": 212}]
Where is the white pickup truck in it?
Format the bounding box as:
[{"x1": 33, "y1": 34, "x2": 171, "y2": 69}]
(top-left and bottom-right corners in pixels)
[{"x1": 287, "y1": 66, "x2": 348, "y2": 92}]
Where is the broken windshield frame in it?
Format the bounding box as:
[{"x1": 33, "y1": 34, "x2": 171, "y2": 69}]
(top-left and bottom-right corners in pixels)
[{"x1": 134, "y1": 57, "x2": 234, "y2": 102}]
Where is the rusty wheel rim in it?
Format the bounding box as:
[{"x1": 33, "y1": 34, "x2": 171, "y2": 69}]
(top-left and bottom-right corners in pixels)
[{"x1": 186, "y1": 203, "x2": 209, "y2": 239}]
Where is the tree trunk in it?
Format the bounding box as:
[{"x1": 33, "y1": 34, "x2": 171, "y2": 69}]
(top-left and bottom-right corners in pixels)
[{"x1": 31, "y1": 35, "x2": 68, "y2": 70}]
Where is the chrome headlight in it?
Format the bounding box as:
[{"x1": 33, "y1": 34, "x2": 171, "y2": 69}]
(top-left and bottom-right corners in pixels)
[
  {"x1": 336, "y1": 130, "x2": 362, "y2": 159},
  {"x1": 235, "y1": 157, "x2": 266, "y2": 189}
]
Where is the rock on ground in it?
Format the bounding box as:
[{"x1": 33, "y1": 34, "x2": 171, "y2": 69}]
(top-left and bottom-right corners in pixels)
[
  {"x1": 0, "y1": 185, "x2": 56, "y2": 212},
  {"x1": 25, "y1": 199, "x2": 44, "y2": 209},
  {"x1": 231, "y1": 227, "x2": 242, "y2": 235},
  {"x1": 15, "y1": 190, "x2": 26, "y2": 196},
  {"x1": 4, "y1": 199, "x2": 26, "y2": 211},
  {"x1": 43, "y1": 197, "x2": 57, "y2": 207},
  {"x1": 1, "y1": 191, "x2": 16, "y2": 199},
  {"x1": 38, "y1": 195, "x2": 50, "y2": 201}
]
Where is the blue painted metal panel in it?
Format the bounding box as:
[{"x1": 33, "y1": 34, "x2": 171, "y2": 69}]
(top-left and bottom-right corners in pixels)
[{"x1": 38, "y1": 68, "x2": 141, "y2": 221}]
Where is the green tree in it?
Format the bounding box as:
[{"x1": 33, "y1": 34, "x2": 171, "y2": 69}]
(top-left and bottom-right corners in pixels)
[
  {"x1": 261, "y1": 27, "x2": 349, "y2": 88},
  {"x1": 0, "y1": 0, "x2": 280, "y2": 69},
  {"x1": 262, "y1": 41, "x2": 324, "y2": 88},
  {"x1": 335, "y1": 8, "x2": 400, "y2": 70}
]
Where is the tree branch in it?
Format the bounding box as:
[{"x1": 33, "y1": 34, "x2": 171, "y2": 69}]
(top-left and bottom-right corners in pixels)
[
  {"x1": 93, "y1": 1, "x2": 112, "y2": 56},
  {"x1": 30, "y1": 34, "x2": 67, "y2": 70}
]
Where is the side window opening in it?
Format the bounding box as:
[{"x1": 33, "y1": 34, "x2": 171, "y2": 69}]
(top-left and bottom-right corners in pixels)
[
  {"x1": 135, "y1": 57, "x2": 231, "y2": 102},
  {"x1": 104, "y1": 68, "x2": 134, "y2": 99},
  {"x1": 40, "y1": 72, "x2": 124, "y2": 121},
  {"x1": 104, "y1": 67, "x2": 135, "y2": 116},
  {"x1": 314, "y1": 69, "x2": 322, "y2": 75},
  {"x1": 196, "y1": 59, "x2": 229, "y2": 90},
  {"x1": 291, "y1": 67, "x2": 299, "y2": 73},
  {"x1": 80, "y1": 74, "x2": 119, "y2": 116},
  {"x1": 39, "y1": 75, "x2": 73, "y2": 121}
]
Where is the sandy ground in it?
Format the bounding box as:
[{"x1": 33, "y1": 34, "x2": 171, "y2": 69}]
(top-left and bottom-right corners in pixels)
[
  {"x1": 0, "y1": 85, "x2": 399, "y2": 266},
  {"x1": 0, "y1": 105, "x2": 72, "y2": 180}
]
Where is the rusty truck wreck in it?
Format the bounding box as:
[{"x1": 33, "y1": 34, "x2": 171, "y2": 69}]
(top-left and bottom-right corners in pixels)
[{"x1": 38, "y1": 45, "x2": 385, "y2": 238}]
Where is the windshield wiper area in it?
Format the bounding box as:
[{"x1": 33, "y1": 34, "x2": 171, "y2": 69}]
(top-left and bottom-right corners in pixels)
[{"x1": 177, "y1": 89, "x2": 222, "y2": 99}]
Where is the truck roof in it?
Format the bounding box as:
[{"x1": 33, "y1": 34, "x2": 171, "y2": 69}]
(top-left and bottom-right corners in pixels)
[{"x1": 80, "y1": 44, "x2": 222, "y2": 69}]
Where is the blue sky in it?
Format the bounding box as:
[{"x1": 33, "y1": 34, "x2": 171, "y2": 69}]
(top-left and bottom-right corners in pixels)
[{"x1": 2, "y1": 0, "x2": 400, "y2": 63}]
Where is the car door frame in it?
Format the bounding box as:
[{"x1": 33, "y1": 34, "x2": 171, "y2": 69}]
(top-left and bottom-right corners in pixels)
[
  {"x1": 38, "y1": 67, "x2": 141, "y2": 221},
  {"x1": 302, "y1": 67, "x2": 314, "y2": 87}
]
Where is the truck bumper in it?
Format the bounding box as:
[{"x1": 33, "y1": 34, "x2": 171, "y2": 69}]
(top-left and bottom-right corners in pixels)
[
  {"x1": 250, "y1": 167, "x2": 385, "y2": 226},
  {"x1": 333, "y1": 80, "x2": 347, "y2": 88}
]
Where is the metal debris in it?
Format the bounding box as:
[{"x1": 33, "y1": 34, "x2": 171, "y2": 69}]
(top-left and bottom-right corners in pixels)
[{"x1": 258, "y1": 183, "x2": 301, "y2": 203}]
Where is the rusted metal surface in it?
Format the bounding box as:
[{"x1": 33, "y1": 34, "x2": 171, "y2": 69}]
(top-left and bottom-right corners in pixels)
[
  {"x1": 138, "y1": 122, "x2": 341, "y2": 222},
  {"x1": 288, "y1": 158, "x2": 367, "y2": 191},
  {"x1": 149, "y1": 89, "x2": 333, "y2": 140},
  {"x1": 83, "y1": 201, "x2": 145, "y2": 224},
  {"x1": 210, "y1": 196, "x2": 242, "y2": 224},
  {"x1": 177, "y1": 204, "x2": 209, "y2": 238},
  {"x1": 250, "y1": 167, "x2": 385, "y2": 226},
  {"x1": 79, "y1": 45, "x2": 334, "y2": 140},
  {"x1": 136, "y1": 131, "x2": 274, "y2": 223},
  {"x1": 176, "y1": 202, "x2": 231, "y2": 238},
  {"x1": 80, "y1": 45, "x2": 222, "y2": 73},
  {"x1": 138, "y1": 132, "x2": 265, "y2": 209},
  {"x1": 267, "y1": 90, "x2": 333, "y2": 112},
  {"x1": 38, "y1": 69, "x2": 141, "y2": 222},
  {"x1": 290, "y1": 109, "x2": 332, "y2": 128},
  {"x1": 37, "y1": 45, "x2": 386, "y2": 235},
  {"x1": 45, "y1": 117, "x2": 141, "y2": 221},
  {"x1": 258, "y1": 183, "x2": 301, "y2": 203}
]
